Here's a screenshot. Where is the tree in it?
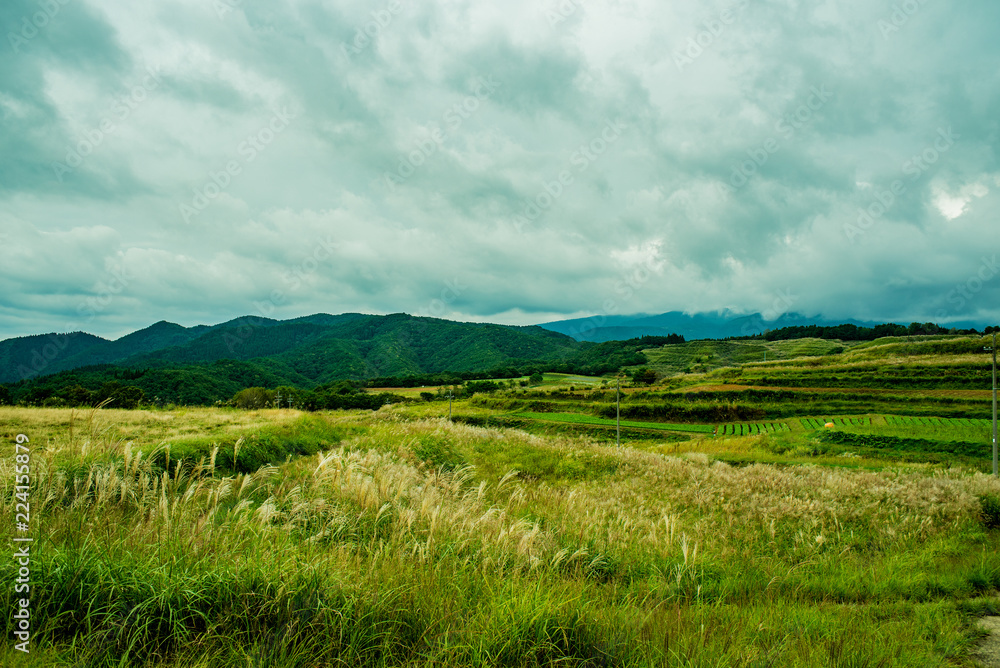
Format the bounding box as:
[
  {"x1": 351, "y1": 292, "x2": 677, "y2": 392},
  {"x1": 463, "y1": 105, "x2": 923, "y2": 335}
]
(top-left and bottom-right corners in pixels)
[
  {"x1": 908, "y1": 322, "x2": 944, "y2": 336},
  {"x1": 94, "y1": 381, "x2": 122, "y2": 405},
  {"x1": 92, "y1": 381, "x2": 145, "y2": 409},
  {"x1": 529, "y1": 372, "x2": 544, "y2": 385},
  {"x1": 62, "y1": 385, "x2": 94, "y2": 406},
  {"x1": 113, "y1": 386, "x2": 146, "y2": 410},
  {"x1": 232, "y1": 387, "x2": 274, "y2": 410},
  {"x1": 466, "y1": 380, "x2": 500, "y2": 395},
  {"x1": 632, "y1": 368, "x2": 657, "y2": 385}
]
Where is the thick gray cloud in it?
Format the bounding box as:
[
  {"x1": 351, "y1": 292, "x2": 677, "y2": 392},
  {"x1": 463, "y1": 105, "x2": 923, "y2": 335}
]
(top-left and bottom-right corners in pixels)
[{"x1": 1, "y1": 0, "x2": 997, "y2": 339}]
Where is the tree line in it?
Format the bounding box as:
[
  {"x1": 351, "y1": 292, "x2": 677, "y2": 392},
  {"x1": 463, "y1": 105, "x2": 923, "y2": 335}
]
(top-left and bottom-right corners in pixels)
[
  {"x1": 0, "y1": 331, "x2": 689, "y2": 409},
  {"x1": 740, "y1": 322, "x2": 992, "y2": 342}
]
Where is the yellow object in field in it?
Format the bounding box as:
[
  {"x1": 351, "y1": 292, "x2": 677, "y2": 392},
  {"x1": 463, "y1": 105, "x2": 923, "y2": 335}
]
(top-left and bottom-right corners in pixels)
[{"x1": 824, "y1": 422, "x2": 835, "y2": 428}]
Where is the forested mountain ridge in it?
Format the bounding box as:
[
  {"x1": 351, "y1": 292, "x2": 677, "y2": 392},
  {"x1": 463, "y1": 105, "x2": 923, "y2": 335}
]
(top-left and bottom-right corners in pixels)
[
  {"x1": 1, "y1": 313, "x2": 583, "y2": 385},
  {"x1": 540, "y1": 311, "x2": 989, "y2": 342},
  {"x1": 1, "y1": 314, "x2": 691, "y2": 406}
]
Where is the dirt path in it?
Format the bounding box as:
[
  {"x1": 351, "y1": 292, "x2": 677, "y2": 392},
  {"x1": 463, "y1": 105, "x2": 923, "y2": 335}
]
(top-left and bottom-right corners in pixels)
[{"x1": 975, "y1": 617, "x2": 1000, "y2": 666}]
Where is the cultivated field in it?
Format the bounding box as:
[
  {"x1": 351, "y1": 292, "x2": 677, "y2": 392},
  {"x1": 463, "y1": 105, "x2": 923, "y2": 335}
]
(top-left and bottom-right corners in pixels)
[{"x1": 2, "y1": 401, "x2": 1000, "y2": 666}]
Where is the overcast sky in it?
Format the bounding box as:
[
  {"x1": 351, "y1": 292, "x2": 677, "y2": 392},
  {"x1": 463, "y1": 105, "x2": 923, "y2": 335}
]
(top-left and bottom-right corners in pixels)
[{"x1": 1, "y1": 0, "x2": 998, "y2": 340}]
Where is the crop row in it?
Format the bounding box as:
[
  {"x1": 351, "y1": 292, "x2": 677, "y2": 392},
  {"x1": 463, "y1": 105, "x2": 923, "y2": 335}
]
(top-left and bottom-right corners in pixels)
[
  {"x1": 884, "y1": 416, "x2": 992, "y2": 427},
  {"x1": 717, "y1": 422, "x2": 790, "y2": 436},
  {"x1": 799, "y1": 417, "x2": 873, "y2": 429}
]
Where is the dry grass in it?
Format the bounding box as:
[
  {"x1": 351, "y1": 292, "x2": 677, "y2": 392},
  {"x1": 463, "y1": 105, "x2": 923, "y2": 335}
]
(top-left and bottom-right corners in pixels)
[{"x1": 3, "y1": 407, "x2": 1000, "y2": 666}]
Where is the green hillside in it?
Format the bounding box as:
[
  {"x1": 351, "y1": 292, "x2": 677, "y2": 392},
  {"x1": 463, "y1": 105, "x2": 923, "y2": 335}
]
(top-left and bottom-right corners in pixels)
[
  {"x1": 714, "y1": 335, "x2": 995, "y2": 390},
  {"x1": 640, "y1": 337, "x2": 853, "y2": 376},
  {"x1": 0, "y1": 314, "x2": 596, "y2": 405},
  {"x1": 0, "y1": 331, "x2": 109, "y2": 383},
  {"x1": 0, "y1": 313, "x2": 584, "y2": 383},
  {"x1": 127, "y1": 322, "x2": 335, "y2": 366}
]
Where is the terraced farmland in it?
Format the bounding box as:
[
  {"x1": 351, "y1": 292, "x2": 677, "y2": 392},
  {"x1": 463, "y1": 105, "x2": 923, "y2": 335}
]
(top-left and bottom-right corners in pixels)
[
  {"x1": 716, "y1": 422, "x2": 790, "y2": 436},
  {"x1": 885, "y1": 415, "x2": 992, "y2": 428},
  {"x1": 800, "y1": 417, "x2": 873, "y2": 429},
  {"x1": 517, "y1": 411, "x2": 716, "y2": 433},
  {"x1": 640, "y1": 337, "x2": 852, "y2": 376}
]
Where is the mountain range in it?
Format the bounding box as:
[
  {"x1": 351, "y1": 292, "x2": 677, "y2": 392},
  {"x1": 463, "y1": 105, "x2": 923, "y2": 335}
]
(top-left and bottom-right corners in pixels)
[
  {"x1": 537, "y1": 311, "x2": 990, "y2": 342},
  {"x1": 3, "y1": 309, "x2": 985, "y2": 391},
  {"x1": 1, "y1": 313, "x2": 582, "y2": 386}
]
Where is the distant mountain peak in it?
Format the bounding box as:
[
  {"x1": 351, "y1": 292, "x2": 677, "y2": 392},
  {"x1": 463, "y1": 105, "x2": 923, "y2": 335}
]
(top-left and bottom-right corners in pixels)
[{"x1": 0, "y1": 311, "x2": 582, "y2": 385}]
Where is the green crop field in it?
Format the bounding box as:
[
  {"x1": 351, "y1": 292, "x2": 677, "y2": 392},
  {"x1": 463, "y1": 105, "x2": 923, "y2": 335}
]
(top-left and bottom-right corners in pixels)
[
  {"x1": 799, "y1": 417, "x2": 873, "y2": 429},
  {"x1": 517, "y1": 411, "x2": 716, "y2": 433},
  {"x1": 640, "y1": 337, "x2": 853, "y2": 376},
  {"x1": 886, "y1": 415, "x2": 992, "y2": 428},
  {"x1": 849, "y1": 415, "x2": 992, "y2": 444},
  {"x1": 717, "y1": 422, "x2": 790, "y2": 436},
  {"x1": 540, "y1": 373, "x2": 606, "y2": 386},
  {"x1": 5, "y1": 404, "x2": 1000, "y2": 666}
]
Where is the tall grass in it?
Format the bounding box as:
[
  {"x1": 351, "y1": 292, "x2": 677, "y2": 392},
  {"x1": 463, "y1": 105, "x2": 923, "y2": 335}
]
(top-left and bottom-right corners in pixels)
[{"x1": 2, "y1": 407, "x2": 1000, "y2": 665}]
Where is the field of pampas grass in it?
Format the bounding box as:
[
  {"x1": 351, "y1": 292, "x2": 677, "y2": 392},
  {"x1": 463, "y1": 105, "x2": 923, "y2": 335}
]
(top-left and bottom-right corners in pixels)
[{"x1": 2, "y1": 405, "x2": 1000, "y2": 666}]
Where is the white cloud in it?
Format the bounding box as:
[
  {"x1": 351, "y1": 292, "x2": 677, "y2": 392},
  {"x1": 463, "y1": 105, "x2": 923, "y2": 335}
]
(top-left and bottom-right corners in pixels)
[
  {"x1": 1, "y1": 0, "x2": 998, "y2": 338},
  {"x1": 932, "y1": 179, "x2": 990, "y2": 221}
]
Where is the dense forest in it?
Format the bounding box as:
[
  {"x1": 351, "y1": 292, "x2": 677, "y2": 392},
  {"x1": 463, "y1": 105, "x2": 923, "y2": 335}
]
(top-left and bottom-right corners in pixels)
[
  {"x1": 0, "y1": 332, "x2": 687, "y2": 408},
  {"x1": 742, "y1": 322, "x2": 993, "y2": 342},
  {"x1": 0, "y1": 313, "x2": 584, "y2": 385}
]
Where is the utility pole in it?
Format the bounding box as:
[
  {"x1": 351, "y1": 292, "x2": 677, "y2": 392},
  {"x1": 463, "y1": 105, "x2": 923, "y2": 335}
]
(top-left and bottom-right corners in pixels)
[
  {"x1": 989, "y1": 332, "x2": 998, "y2": 477},
  {"x1": 616, "y1": 376, "x2": 621, "y2": 448}
]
